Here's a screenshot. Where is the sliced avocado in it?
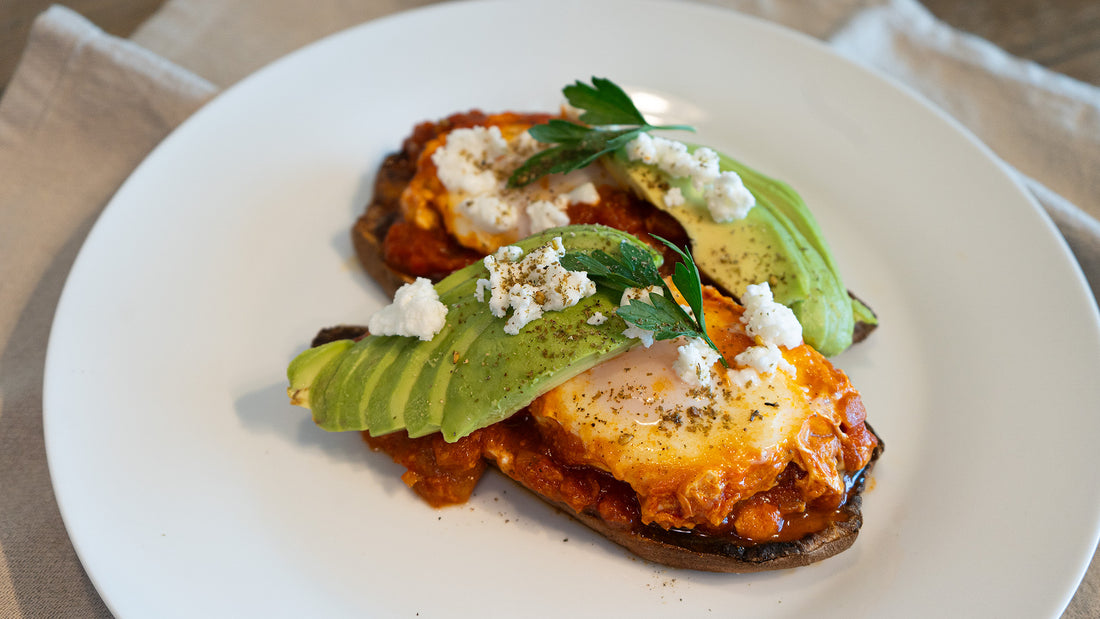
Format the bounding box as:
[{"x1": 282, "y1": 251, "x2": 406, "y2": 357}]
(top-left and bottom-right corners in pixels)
[
  {"x1": 718, "y1": 154, "x2": 878, "y2": 335},
  {"x1": 401, "y1": 294, "x2": 497, "y2": 438},
  {"x1": 604, "y1": 148, "x2": 873, "y2": 356},
  {"x1": 404, "y1": 305, "x2": 492, "y2": 437},
  {"x1": 440, "y1": 291, "x2": 625, "y2": 441},
  {"x1": 287, "y1": 224, "x2": 657, "y2": 442},
  {"x1": 286, "y1": 338, "x2": 354, "y2": 408},
  {"x1": 360, "y1": 337, "x2": 417, "y2": 435},
  {"x1": 851, "y1": 295, "x2": 877, "y2": 326}
]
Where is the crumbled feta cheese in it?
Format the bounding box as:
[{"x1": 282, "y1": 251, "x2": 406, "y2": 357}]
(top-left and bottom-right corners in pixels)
[
  {"x1": 622, "y1": 324, "x2": 656, "y2": 348},
  {"x1": 624, "y1": 134, "x2": 755, "y2": 222},
  {"x1": 494, "y1": 244, "x2": 524, "y2": 262},
  {"x1": 457, "y1": 195, "x2": 519, "y2": 233},
  {"x1": 625, "y1": 132, "x2": 657, "y2": 163},
  {"x1": 367, "y1": 278, "x2": 448, "y2": 341},
  {"x1": 524, "y1": 182, "x2": 599, "y2": 234},
  {"x1": 431, "y1": 126, "x2": 510, "y2": 195},
  {"x1": 475, "y1": 237, "x2": 597, "y2": 335},
  {"x1": 664, "y1": 187, "x2": 685, "y2": 207},
  {"x1": 674, "y1": 337, "x2": 721, "y2": 387},
  {"x1": 734, "y1": 342, "x2": 796, "y2": 375},
  {"x1": 739, "y1": 282, "x2": 802, "y2": 349},
  {"x1": 618, "y1": 286, "x2": 663, "y2": 347},
  {"x1": 727, "y1": 368, "x2": 761, "y2": 388},
  {"x1": 512, "y1": 130, "x2": 542, "y2": 157},
  {"x1": 707, "y1": 171, "x2": 755, "y2": 223},
  {"x1": 431, "y1": 125, "x2": 601, "y2": 239},
  {"x1": 620, "y1": 285, "x2": 663, "y2": 307},
  {"x1": 526, "y1": 199, "x2": 570, "y2": 234},
  {"x1": 655, "y1": 138, "x2": 695, "y2": 179},
  {"x1": 586, "y1": 312, "x2": 608, "y2": 326},
  {"x1": 566, "y1": 182, "x2": 600, "y2": 205},
  {"x1": 690, "y1": 147, "x2": 721, "y2": 189},
  {"x1": 475, "y1": 278, "x2": 490, "y2": 303},
  {"x1": 726, "y1": 282, "x2": 802, "y2": 381}
]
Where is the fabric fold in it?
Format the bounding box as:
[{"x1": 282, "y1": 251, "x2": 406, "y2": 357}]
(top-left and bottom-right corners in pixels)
[
  {"x1": 828, "y1": 0, "x2": 1100, "y2": 300},
  {"x1": 0, "y1": 7, "x2": 216, "y2": 617}
]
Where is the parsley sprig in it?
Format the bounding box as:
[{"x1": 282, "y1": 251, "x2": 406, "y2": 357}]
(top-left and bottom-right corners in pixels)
[
  {"x1": 561, "y1": 236, "x2": 728, "y2": 366},
  {"x1": 507, "y1": 77, "x2": 693, "y2": 188}
]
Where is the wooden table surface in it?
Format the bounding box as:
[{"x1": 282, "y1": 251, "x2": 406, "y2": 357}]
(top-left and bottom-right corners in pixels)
[{"x1": 2, "y1": 0, "x2": 1100, "y2": 90}]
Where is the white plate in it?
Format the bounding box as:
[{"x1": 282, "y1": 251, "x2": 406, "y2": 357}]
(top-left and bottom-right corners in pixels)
[{"x1": 44, "y1": 1, "x2": 1100, "y2": 617}]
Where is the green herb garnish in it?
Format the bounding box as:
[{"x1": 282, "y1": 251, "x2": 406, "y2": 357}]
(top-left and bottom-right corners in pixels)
[
  {"x1": 561, "y1": 235, "x2": 727, "y2": 366},
  {"x1": 507, "y1": 77, "x2": 693, "y2": 188}
]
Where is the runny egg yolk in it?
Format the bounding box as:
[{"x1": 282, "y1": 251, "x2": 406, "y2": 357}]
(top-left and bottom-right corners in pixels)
[{"x1": 528, "y1": 286, "x2": 875, "y2": 533}]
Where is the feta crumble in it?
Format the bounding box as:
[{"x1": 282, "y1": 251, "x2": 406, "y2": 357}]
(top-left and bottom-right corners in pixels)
[
  {"x1": 679, "y1": 303, "x2": 696, "y2": 320},
  {"x1": 674, "y1": 337, "x2": 721, "y2": 387},
  {"x1": 511, "y1": 130, "x2": 542, "y2": 157},
  {"x1": 566, "y1": 182, "x2": 600, "y2": 205},
  {"x1": 431, "y1": 127, "x2": 600, "y2": 239},
  {"x1": 618, "y1": 285, "x2": 664, "y2": 347},
  {"x1": 739, "y1": 282, "x2": 802, "y2": 349},
  {"x1": 458, "y1": 195, "x2": 519, "y2": 233},
  {"x1": 620, "y1": 285, "x2": 663, "y2": 307},
  {"x1": 664, "y1": 187, "x2": 685, "y2": 207},
  {"x1": 586, "y1": 312, "x2": 608, "y2": 326},
  {"x1": 622, "y1": 324, "x2": 656, "y2": 348},
  {"x1": 493, "y1": 245, "x2": 524, "y2": 262},
  {"x1": 707, "y1": 171, "x2": 755, "y2": 222},
  {"x1": 624, "y1": 133, "x2": 755, "y2": 222},
  {"x1": 367, "y1": 277, "x2": 448, "y2": 341},
  {"x1": 729, "y1": 281, "x2": 803, "y2": 381},
  {"x1": 734, "y1": 342, "x2": 796, "y2": 376},
  {"x1": 475, "y1": 237, "x2": 597, "y2": 335},
  {"x1": 526, "y1": 199, "x2": 570, "y2": 234},
  {"x1": 524, "y1": 182, "x2": 600, "y2": 235},
  {"x1": 431, "y1": 126, "x2": 510, "y2": 196},
  {"x1": 624, "y1": 132, "x2": 656, "y2": 163}
]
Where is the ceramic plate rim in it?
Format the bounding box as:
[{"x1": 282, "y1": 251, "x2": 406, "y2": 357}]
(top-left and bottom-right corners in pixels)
[{"x1": 43, "y1": 1, "x2": 1100, "y2": 617}]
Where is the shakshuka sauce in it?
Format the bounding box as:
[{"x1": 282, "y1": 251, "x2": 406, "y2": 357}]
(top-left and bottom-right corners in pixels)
[
  {"x1": 375, "y1": 111, "x2": 691, "y2": 280},
  {"x1": 363, "y1": 411, "x2": 874, "y2": 546}
]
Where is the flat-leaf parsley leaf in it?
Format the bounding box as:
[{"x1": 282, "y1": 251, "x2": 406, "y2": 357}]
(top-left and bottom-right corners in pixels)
[
  {"x1": 508, "y1": 77, "x2": 693, "y2": 187},
  {"x1": 561, "y1": 236, "x2": 727, "y2": 365}
]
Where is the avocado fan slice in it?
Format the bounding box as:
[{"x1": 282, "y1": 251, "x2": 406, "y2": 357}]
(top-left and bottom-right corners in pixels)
[
  {"x1": 718, "y1": 153, "x2": 877, "y2": 328},
  {"x1": 603, "y1": 146, "x2": 871, "y2": 356},
  {"x1": 287, "y1": 224, "x2": 658, "y2": 442}
]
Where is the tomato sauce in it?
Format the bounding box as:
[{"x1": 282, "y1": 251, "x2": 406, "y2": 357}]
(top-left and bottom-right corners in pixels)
[
  {"x1": 382, "y1": 221, "x2": 483, "y2": 281},
  {"x1": 363, "y1": 411, "x2": 875, "y2": 545},
  {"x1": 374, "y1": 111, "x2": 692, "y2": 281},
  {"x1": 569, "y1": 186, "x2": 691, "y2": 271}
]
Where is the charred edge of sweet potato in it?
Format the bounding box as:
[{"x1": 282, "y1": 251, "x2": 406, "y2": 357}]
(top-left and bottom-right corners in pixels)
[
  {"x1": 850, "y1": 290, "x2": 879, "y2": 345},
  {"x1": 606, "y1": 428, "x2": 879, "y2": 572},
  {"x1": 504, "y1": 426, "x2": 882, "y2": 573},
  {"x1": 352, "y1": 152, "x2": 418, "y2": 298},
  {"x1": 311, "y1": 325, "x2": 370, "y2": 348}
]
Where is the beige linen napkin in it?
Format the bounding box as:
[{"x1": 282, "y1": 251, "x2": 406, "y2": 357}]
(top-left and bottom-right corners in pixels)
[
  {"x1": 1, "y1": 1, "x2": 1098, "y2": 617},
  {"x1": 828, "y1": 0, "x2": 1100, "y2": 303},
  {"x1": 0, "y1": 7, "x2": 215, "y2": 617}
]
